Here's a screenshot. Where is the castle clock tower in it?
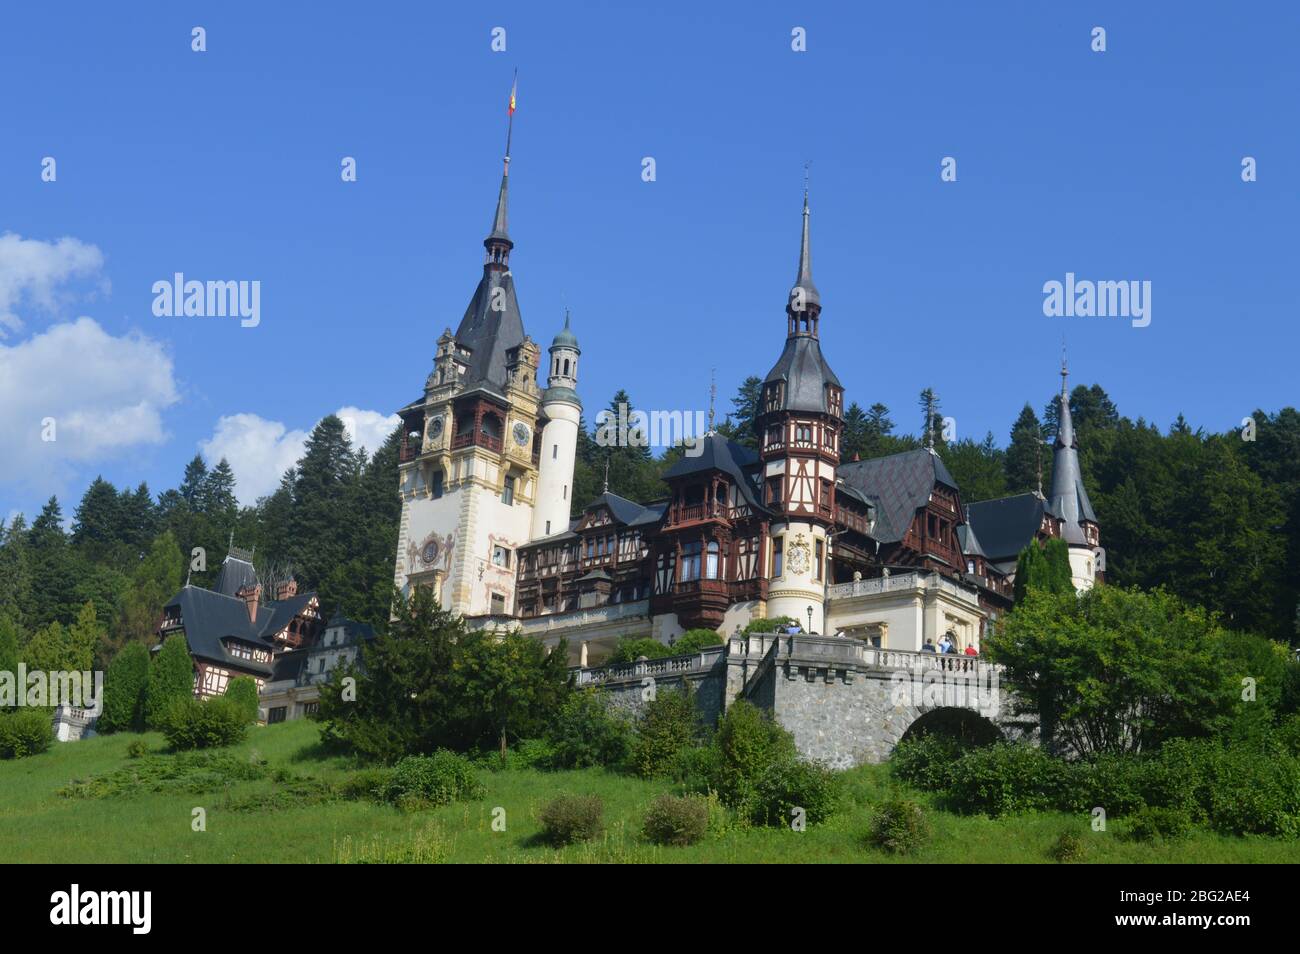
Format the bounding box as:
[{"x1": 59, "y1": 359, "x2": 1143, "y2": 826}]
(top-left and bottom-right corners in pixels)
[
  {"x1": 755, "y1": 190, "x2": 844, "y2": 635},
  {"x1": 393, "y1": 122, "x2": 551, "y2": 619}
]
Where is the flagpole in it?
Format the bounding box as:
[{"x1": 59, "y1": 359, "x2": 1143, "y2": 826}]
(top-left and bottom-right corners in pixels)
[{"x1": 504, "y1": 68, "x2": 517, "y2": 175}]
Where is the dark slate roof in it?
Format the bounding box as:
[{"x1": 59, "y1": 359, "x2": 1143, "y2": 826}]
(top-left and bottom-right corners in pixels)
[
  {"x1": 324, "y1": 611, "x2": 377, "y2": 645},
  {"x1": 957, "y1": 522, "x2": 986, "y2": 559},
  {"x1": 270, "y1": 648, "x2": 306, "y2": 682},
  {"x1": 1047, "y1": 382, "x2": 1098, "y2": 544},
  {"x1": 452, "y1": 266, "x2": 525, "y2": 398},
  {"x1": 587, "y1": 491, "x2": 654, "y2": 526},
  {"x1": 213, "y1": 555, "x2": 257, "y2": 597},
  {"x1": 662, "y1": 433, "x2": 767, "y2": 512},
  {"x1": 762, "y1": 335, "x2": 841, "y2": 415},
  {"x1": 836, "y1": 449, "x2": 957, "y2": 544},
  {"x1": 258, "y1": 593, "x2": 316, "y2": 642},
  {"x1": 164, "y1": 586, "x2": 277, "y2": 676},
  {"x1": 965, "y1": 493, "x2": 1049, "y2": 562}
]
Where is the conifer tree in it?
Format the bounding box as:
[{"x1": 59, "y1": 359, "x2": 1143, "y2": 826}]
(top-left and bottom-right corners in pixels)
[
  {"x1": 99, "y1": 641, "x2": 150, "y2": 733},
  {"x1": 145, "y1": 634, "x2": 194, "y2": 728}
]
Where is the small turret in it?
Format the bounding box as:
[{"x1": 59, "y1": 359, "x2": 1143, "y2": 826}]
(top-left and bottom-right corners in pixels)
[{"x1": 531, "y1": 312, "x2": 582, "y2": 541}]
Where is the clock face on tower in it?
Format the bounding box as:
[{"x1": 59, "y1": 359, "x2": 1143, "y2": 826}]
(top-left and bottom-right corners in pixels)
[{"x1": 512, "y1": 422, "x2": 530, "y2": 447}]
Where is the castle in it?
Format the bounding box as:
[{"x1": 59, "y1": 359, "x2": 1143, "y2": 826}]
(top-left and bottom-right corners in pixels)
[{"x1": 390, "y1": 135, "x2": 1103, "y2": 672}]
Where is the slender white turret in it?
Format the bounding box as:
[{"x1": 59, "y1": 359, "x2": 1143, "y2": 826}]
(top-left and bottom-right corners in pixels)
[{"x1": 531, "y1": 312, "x2": 581, "y2": 540}]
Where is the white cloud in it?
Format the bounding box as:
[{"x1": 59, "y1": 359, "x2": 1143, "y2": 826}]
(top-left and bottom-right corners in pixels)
[
  {"x1": 336, "y1": 405, "x2": 401, "y2": 457},
  {"x1": 0, "y1": 233, "x2": 106, "y2": 335},
  {"x1": 0, "y1": 318, "x2": 180, "y2": 487},
  {"x1": 200, "y1": 407, "x2": 400, "y2": 506}
]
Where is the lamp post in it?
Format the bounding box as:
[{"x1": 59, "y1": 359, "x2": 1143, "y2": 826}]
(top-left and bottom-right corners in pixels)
[{"x1": 806, "y1": 605, "x2": 814, "y2": 635}]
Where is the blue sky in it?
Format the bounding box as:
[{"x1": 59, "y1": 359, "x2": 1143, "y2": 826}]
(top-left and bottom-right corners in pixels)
[{"x1": 2, "y1": 1, "x2": 1296, "y2": 521}]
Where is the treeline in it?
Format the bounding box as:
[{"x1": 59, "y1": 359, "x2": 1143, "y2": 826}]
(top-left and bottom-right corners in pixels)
[
  {"x1": 1, "y1": 379, "x2": 1295, "y2": 669},
  {"x1": 0, "y1": 415, "x2": 401, "y2": 668}
]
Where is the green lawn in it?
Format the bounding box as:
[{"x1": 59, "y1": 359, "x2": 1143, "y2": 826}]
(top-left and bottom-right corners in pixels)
[{"x1": 2, "y1": 720, "x2": 1297, "y2": 863}]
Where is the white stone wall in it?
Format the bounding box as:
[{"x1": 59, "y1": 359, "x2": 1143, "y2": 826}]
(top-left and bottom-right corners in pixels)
[{"x1": 531, "y1": 399, "x2": 579, "y2": 540}]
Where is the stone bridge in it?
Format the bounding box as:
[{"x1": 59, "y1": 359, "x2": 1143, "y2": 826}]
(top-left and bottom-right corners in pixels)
[{"x1": 572, "y1": 634, "x2": 1035, "y2": 768}]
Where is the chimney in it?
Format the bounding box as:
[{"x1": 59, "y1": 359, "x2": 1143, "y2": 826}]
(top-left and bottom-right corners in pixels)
[
  {"x1": 276, "y1": 578, "x2": 298, "y2": 600},
  {"x1": 237, "y1": 583, "x2": 262, "y2": 623}
]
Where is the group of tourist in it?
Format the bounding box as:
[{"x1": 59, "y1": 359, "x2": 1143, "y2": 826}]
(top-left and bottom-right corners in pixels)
[{"x1": 922, "y1": 633, "x2": 978, "y2": 656}]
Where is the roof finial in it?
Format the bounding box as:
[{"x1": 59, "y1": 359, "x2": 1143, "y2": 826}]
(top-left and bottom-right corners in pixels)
[
  {"x1": 602, "y1": 456, "x2": 610, "y2": 494},
  {"x1": 707, "y1": 367, "x2": 717, "y2": 435},
  {"x1": 1060, "y1": 337, "x2": 1069, "y2": 398}
]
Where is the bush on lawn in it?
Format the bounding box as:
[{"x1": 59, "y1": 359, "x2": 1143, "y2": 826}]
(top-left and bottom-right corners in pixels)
[
  {"x1": 868, "y1": 798, "x2": 930, "y2": 855},
  {"x1": 539, "y1": 794, "x2": 604, "y2": 845},
  {"x1": 1125, "y1": 806, "x2": 1193, "y2": 842},
  {"x1": 630, "y1": 686, "x2": 699, "y2": 778},
  {"x1": 384, "y1": 751, "x2": 484, "y2": 808},
  {"x1": 159, "y1": 696, "x2": 249, "y2": 750},
  {"x1": 643, "y1": 794, "x2": 709, "y2": 846},
  {"x1": 0, "y1": 708, "x2": 53, "y2": 759}
]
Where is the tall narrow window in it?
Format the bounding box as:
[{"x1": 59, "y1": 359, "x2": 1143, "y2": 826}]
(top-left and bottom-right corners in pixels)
[
  {"x1": 772, "y1": 537, "x2": 784, "y2": 578},
  {"x1": 705, "y1": 540, "x2": 720, "y2": 579},
  {"x1": 814, "y1": 540, "x2": 824, "y2": 582},
  {"x1": 552, "y1": 444, "x2": 558, "y2": 459},
  {"x1": 502, "y1": 474, "x2": 515, "y2": 505},
  {"x1": 431, "y1": 469, "x2": 444, "y2": 499},
  {"x1": 681, "y1": 542, "x2": 702, "y2": 581}
]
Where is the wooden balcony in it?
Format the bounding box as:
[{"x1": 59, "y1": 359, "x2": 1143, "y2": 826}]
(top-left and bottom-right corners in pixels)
[{"x1": 451, "y1": 432, "x2": 502, "y2": 453}]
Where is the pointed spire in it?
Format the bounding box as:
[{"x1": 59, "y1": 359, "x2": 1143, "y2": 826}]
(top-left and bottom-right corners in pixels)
[
  {"x1": 602, "y1": 457, "x2": 610, "y2": 495},
  {"x1": 484, "y1": 75, "x2": 516, "y2": 267},
  {"x1": 786, "y1": 169, "x2": 821, "y2": 335},
  {"x1": 1048, "y1": 355, "x2": 1096, "y2": 544}
]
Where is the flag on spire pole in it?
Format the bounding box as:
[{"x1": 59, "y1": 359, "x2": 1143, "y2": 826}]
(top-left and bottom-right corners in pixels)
[{"x1": 508, "y1": 72, "x2": 517, "y2": 115}]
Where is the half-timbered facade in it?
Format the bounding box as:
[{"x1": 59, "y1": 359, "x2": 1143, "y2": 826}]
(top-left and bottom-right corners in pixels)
[
  {"x1": 156, "y1": 547, "x2": 328, "y2": 700},
  {"x1": 394, "y1": 123, "x2": 1102, "y2": 666}
]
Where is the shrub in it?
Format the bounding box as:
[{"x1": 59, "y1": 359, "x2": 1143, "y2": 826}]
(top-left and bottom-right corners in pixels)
[
  {"x1": 630, "y1": 686, "x2": 699, "y2": 778},
  {"x1": 643, "y1": 794, "x2": 709, "y2": 846},
  {"x1": 545, "y1": 690, "x2": 632, "y2": 769},
  {"x1": 710, "y1": 700, "x2": 798, "y2": 811},
  {"x1": 510, "y1": 738, "x2": 560, "y2": 770},
  {"x1": 145, "y1": 635, "x2": 196, "y2": 730},
  {"x1": 868, "y1": 798, "x2": 930, "y2": 855},
  {"x1": 126, "y1": 739, "x2": 149, "y2": 759},
  {"x1": 1126, "y1": 806, "x2": 1193, "y2": 842},
  {"x1": 1073, "y1": 752, "x2": 1152, "y2": 816},
  {"x1": 385, "y1": 751, "x2": 484, "y2": 807},
  {"x1": 223, "y1": 677, "x2": 261, "y2": 724},
  {"x1": 944, "y1": 743, "x2": 1078, "y2": 817},
  {"x1": 159, "y1": 696, "x2": 249, "y2": 750},
  {"x1": 608, "y1": 637, "x2": 673, "y2": 664},
  {"x1": 1048, "y1": 830, "x2": 1088, "y2": 863},
  {"x1": 749, "y1": 758, "x2": 842, "y2": 827},
  {"x1": 99, "y1": 642, "x2": 150, "y2": 734},
  {"x1": 668, "y1": 743, "x2": 722, "y2": 792},
  {"x1": 0, "y1": 709, "x2": 53, "y2": 759},
  {"x1": 539, "y1": 794, "x2": 604, "y2": 845},
  {"x1": 890, "y1": 734, "x2": 969, "y2": 791},
  {"x1": 741, "y1": 616, "x2": 795, "y2": 635},
  {"x1": 670, "y1": 629, "x2": 724, "y2": 655},
  {"x1": 338, "y1": 767, "x2": 394, "y2": 801},
  {"x1": 1272, "y1": 713, "x2": 1300, "y2": 757}
]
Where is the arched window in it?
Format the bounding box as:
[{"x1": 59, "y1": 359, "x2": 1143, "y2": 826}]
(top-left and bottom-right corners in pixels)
[
  {"x1": 563, "y1": 358, "x2": 570, "y2": 376},
  {"x1": 705, "y1": 540, "x2": 720, "y2": 579}
]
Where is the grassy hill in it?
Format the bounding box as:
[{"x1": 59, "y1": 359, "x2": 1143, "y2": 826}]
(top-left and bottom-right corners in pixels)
[{"x1": 2, "y1": 719, "x2": 1298, "y2": 863}]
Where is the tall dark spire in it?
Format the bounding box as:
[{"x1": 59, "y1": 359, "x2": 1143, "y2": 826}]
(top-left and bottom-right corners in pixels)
[
  {"x1": 484, "y1": 74, "x2": 517, "y2": 270},
  {"x1": 1048, "y1": 354, "x2": 1097, "y2": 545},
  {"x1": 787, "y1": 178, "x2": 821, "y2": 337}
]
